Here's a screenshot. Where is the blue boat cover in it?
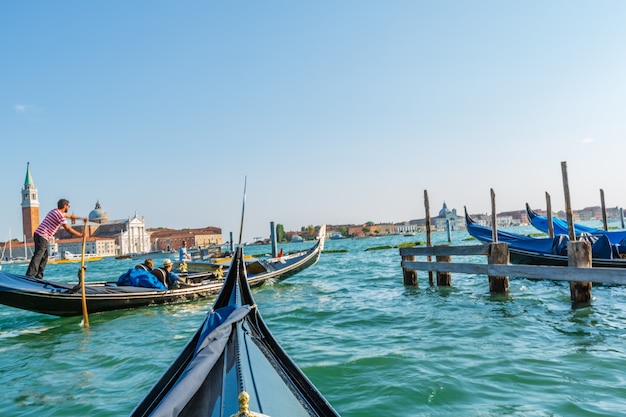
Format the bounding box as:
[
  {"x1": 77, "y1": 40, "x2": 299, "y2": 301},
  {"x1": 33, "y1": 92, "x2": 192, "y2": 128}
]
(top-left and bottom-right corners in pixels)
[
  {"x1": 467, "y1": 219, "x2": 618, "y2": 259},
  {"x1": 529, "y1": 211, "x2": 626, "y2": 245},
  {"x1": 117, "y1": 268, "x2": 167, "y2": 290},
  {"x1": 551, "y1": 233, "x2": 616, "y2": 259}
]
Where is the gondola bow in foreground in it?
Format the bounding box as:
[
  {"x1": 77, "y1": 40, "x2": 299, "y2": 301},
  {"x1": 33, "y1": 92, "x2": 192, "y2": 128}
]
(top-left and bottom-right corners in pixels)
[{"x1": 130, "y1": 244, "x2": 340, "y2": 417}]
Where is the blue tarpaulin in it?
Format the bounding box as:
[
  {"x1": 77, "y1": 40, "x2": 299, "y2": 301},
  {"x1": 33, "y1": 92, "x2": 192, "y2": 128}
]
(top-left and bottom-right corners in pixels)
[{"x1": 117, "y1": 268, "x2": 167, "y2": 290}]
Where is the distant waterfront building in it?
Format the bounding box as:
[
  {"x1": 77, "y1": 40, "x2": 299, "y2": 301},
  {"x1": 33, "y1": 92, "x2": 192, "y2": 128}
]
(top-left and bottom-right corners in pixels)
[
  {"x1": 432, "y1": 202, "x2": 461, "y2": 231},
  {"x1": 149, "y1": 227, "x2": 222, "y2": 252},
  {"x1": 12, "y1": 166, "x2": 222, "y2": 258}
]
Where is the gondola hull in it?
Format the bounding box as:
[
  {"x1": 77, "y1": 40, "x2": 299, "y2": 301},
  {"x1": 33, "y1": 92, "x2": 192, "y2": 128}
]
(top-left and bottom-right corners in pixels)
[
  {"x1": 465, "y1": 209, "x2": 626, "y2": 268},
  {"x1": 0, "y1": 227, "x2": 325, "y2": 317}
]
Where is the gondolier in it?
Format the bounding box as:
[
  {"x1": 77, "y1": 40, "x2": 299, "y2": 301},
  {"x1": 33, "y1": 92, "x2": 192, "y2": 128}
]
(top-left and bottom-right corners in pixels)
[{"x1": 26, "y1": 198, "x2": 87, "y2": 279}]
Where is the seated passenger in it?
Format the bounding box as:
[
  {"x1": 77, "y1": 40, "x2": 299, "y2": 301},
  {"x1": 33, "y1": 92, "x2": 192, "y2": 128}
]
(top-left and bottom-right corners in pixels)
[
  {"x1": 135, "y1": 258, "x2": 154, "y2": 271},
  {"x1": 152, "y1": 259, "x2": 184, "y2": 289}
]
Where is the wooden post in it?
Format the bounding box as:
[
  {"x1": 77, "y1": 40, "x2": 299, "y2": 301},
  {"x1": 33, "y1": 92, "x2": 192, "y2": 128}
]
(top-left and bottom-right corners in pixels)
[
  {"x1": 402, "y1": 254, "x2": 417, "y2": 286},
  {"x1": 270, "y1": 221, "x2": 277, "y2": 257},
  {"x1": 600, "y1": 189, "x2": 608, "y2": 231},
  {"x1": 568, "y1": 241, "x2": 592, "y2": 304},
  {"x1": 561, "y1": 161, "x2": 592, "y2": 304},
  {"x1": 621, "y1": 207, "x2": 625, "y2": 229},
  {"x1": 436, "y1": 249, "x2": 451, "y2": 286},
  {"x1": 545, "y1": 192, "x2": 554, "y2": 238},
  {"x1": 561, "y1": 162, "x2": 576, "y2": 241},
  {"x1": 424, "y1": 190, "x2": 434, "y2": 285},
  {"x1": 490, "y1": 188, "x2": 498, "y2": 243},
  {"x1": 488, "y1": 242, "x2": 509, "y2": 293}
]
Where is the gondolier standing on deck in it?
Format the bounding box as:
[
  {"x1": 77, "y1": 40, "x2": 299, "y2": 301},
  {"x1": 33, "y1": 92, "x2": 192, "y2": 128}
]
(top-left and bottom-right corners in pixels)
[{"x1": 26, "y1": 199, "x2": 87, "y2": 279}]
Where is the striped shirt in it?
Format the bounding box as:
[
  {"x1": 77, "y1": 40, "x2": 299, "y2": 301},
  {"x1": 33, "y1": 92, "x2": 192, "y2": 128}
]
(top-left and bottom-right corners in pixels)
[{"x1": 35, "y1": 209, "x2": 67, "y2": 240}]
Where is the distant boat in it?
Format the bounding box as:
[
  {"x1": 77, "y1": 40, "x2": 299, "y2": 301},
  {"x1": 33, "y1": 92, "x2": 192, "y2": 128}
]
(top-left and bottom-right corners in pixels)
[
  {"x1": 328, "y1": 231, "x2": 344, "y2": 240},
  {"x1": 291, "y1": 235, "x2": 304, "y2": 243},
  {"x1": 1, "y1": 230, "x2": 30, "y2": 267},
  {"x1": 48, "y1": 251, "x2": 103, "y2": 264}
]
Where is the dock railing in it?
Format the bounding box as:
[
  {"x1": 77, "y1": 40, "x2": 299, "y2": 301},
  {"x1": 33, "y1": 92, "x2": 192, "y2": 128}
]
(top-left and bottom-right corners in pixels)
[{"x1": 400, "y1": 242, "x2": 626, "y2": 305}]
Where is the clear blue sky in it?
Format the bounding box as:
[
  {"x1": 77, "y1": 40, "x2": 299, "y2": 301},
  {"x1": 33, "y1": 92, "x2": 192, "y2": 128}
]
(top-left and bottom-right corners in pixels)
[{"x1": 2, "y1": 1, "x2": 626, "y2": 243}]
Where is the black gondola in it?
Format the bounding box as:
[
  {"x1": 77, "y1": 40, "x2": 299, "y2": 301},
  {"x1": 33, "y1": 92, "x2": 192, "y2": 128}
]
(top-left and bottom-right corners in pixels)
[{"x1": 0, "y1": 226, "x2": 325, "y2": 317}]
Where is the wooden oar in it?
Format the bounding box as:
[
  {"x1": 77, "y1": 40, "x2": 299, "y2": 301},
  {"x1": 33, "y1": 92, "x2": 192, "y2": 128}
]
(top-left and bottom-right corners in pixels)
[{"x1": 79, "y1": 220, "x2": 89, "y2": 327}]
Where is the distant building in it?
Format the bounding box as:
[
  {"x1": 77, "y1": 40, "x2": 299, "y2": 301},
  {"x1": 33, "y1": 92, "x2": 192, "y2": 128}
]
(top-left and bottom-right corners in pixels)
[
  {"x1": 149, "y1": 227, "x2": 222, "y2": 252},
  {"x1": 16, "y1": 164, "x2": 221, "y2": 258}
]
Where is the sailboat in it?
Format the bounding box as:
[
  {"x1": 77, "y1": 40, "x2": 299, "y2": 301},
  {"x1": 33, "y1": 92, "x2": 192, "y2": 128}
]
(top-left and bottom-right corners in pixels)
[{"x1": 0, "y1": 230, "x2": 30, "y2": 266}]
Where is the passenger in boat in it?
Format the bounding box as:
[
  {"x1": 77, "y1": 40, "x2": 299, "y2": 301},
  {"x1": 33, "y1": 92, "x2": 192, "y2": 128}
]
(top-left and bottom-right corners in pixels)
[
  {"x1": 179, "y1": 241, "x2": 191, "y2": 263},
  {"x1": 135, "y1": 258, "x2": 154, "y2": 271},
  {"x1": 151, "y1": 259, "x2": 184, "y2": 289},
  {"x1": 26, "y1": 199, "x2": 88, "y2": 279}
]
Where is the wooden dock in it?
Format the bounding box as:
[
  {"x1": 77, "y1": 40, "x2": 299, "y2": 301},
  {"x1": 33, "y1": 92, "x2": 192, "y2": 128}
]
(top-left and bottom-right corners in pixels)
[{"x1": 400, "y1": 242, "x2": 626, "y2": 305}]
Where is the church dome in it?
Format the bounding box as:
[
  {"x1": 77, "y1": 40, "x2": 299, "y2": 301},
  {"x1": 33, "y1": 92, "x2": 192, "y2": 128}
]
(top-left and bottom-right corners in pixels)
[
  {"x1": 439, "y1": 202, "x2": 450, "y2": 217},
  {"x1": 89, "y1": 200, "x2": 109, "y2": 223}
]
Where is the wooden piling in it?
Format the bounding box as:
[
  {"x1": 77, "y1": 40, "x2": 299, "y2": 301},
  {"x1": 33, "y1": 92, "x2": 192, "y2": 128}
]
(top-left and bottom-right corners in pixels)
[
  {"x1": 435, "y1": 250, "x2": 451, "y2": 286},
  {"x1": 490, "y1": 189, "x2": 498, "y2": 243},
  {"x1": 424, "y1": 190, "x2": 434, "y2": 285},
  {"x1": 488, "y1": 242, "x2": 509, "y2": 293},
  {"x1": 545, "y1": 192, "x2": 554, "y2": 238},
  {"x1": 402, "y1": 254, "x2": 417, "y2": 286},
  {"x1": 561, "y1": 162, "x2": 576, "y2": 241},
  {"x1": 561, "y1": 161, "x2": 592, "y2": 304},
  {"x1": 600, "y1": 189, "x2": 608, "y2": 231},
  {"x1": 568, "y1": 241, "x2": 592, "y2": 304}
]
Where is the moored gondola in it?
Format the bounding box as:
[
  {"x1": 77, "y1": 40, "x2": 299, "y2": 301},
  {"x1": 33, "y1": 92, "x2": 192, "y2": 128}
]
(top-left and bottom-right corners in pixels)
[
  {"x1": 526, "y1": 203, "x2": 626, "y2": 244},
  {"x1": 465, "y1": 208, "x2": 626, "y2": 268}
]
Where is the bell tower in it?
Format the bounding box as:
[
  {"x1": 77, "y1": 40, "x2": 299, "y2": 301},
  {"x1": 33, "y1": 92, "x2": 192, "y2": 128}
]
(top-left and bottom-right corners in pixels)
[{"x1": 21, "y1": 162, "x2": 40, "y2": 240}]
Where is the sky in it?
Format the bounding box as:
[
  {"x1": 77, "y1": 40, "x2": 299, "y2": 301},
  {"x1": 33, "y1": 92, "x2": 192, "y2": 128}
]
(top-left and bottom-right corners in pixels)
[{"x1": 2, "y1": 1, "x2": 626, "y2": 243}]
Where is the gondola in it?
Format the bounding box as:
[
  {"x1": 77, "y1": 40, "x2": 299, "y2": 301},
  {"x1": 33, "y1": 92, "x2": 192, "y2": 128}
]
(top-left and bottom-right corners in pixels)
[
  {"x1": 0, "y1": 226, "x2": 325, "y2": 317},
  {"x1": 526, "y1": 203, "x2": 626, "y2": 244},
  {"x1": 465, "y1": 209, "x2": 626, "y2": 268},
  {"x1": 130, "y1": 242, "x2": 340, "y2": 416}
]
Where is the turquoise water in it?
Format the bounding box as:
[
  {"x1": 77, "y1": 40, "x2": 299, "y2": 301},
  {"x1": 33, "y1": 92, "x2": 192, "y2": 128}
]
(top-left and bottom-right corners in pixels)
[{"x1": 1, "y1": 229, "x2": 626, "y2": 416}]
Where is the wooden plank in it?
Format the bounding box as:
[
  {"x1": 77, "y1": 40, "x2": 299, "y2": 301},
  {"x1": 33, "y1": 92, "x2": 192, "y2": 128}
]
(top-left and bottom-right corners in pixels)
[
  {"x1": 400, "y1": 245, "x2": 490, "y2": 257},
  {"x1": 400, "y1": 260, "x2": 626, "y2": 285}
]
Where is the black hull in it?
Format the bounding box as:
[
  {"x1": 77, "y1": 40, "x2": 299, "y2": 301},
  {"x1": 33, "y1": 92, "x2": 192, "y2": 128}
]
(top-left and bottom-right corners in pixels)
[
  {"x1": 509, "y1": 248, "x2": 626, "y2": 268},
  {"x1": 0, "y1": 283, "x2": 222, "y2": 317},
  {"x1": 0, "y1": 230, "x2": 324, "y2": 317}
]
